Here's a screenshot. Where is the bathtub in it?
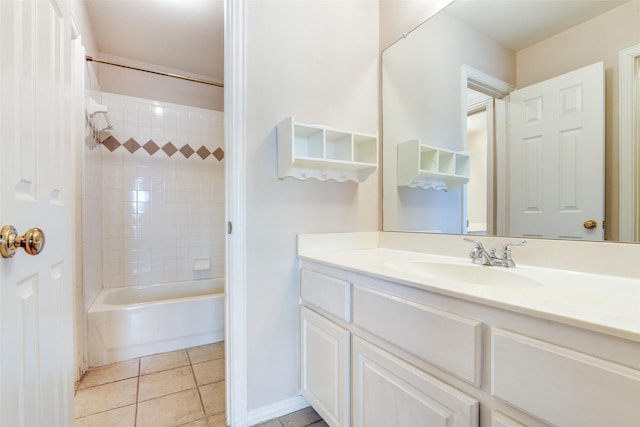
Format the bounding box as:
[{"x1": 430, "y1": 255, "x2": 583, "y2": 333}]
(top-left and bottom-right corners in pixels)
[{"x1": 88, "y1": 278, "x2": 224, "y2": 367}]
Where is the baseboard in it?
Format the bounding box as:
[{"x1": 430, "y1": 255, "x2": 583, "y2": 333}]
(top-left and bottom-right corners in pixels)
[{"x1": 247, "y1": 395, "x2": 310, "y2": 426}]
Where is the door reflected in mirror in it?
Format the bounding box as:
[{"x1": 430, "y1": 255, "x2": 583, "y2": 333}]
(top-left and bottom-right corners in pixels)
[{"x1": 382, "y1": 0, "x2": 640, "y2": 242}]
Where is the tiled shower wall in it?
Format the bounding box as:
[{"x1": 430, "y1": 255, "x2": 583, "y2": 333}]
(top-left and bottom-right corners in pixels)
[{"x1": 99, "y1": 93, "x2": 225, "y2": 287}]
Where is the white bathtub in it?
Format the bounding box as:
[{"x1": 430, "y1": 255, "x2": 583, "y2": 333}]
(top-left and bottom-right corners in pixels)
[{"x1": 88, "y1": 278, "x2": 224, "y2": 367}]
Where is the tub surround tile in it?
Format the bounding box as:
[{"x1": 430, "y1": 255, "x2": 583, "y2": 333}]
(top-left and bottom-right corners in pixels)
[
  {"x1": 138, "y1": 365, "x2": 197, "y2": 401},
  {"x1": 188, "y1": 342, "x2": 224, "y2": 364},
  {"x1": 74, "y1": 377, "x2": 138, "y2": 419},
  {"x1": 199, "y1": 380, "x2": 226, "y2": 416},
  {"x1": 77, "y1": 358, "x2": 140, "y2": 390},
  {"x1": 136, "y1": 388, "x2": 205, "y2": 427},
  {"x1": 74, "y1": 404, "x2": 136, "y2": 427},
  {"x1": 193, "y1": 358, "x2": 225, "y2": 386},
  {"x1": 140, "y1": 349, "x2": 190, "y2": 375}
]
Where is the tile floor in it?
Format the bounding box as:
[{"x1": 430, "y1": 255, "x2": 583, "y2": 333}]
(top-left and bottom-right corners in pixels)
[
  {"x1": 75, "y1": 342, "x2": 225, "y2": 427},
  {"x1": 255, "y1": 406, "x2": 328, "y2": 427},
  {"x1": 75, "y1": 342, "x2": 327, "y2": 427}
]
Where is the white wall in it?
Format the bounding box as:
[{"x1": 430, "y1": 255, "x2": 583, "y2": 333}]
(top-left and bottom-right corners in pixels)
[
  {"x1": 245, "y1": 0, "x2": 379, "y2": 413},
  {"x1": 382, "y1": 9, "x2": 514, "y2": 233},
  {"x1": 379, "y1": 0, "x2": 453, "y2": 51}
]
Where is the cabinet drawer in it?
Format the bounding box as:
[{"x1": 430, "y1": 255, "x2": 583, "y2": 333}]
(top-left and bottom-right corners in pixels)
[
  {"x1": 353, "y1": 284, "x2": 482, "y2": 385},
  {"x1": 352, "y1": 336, "x2": 478, "y2": 427},
  {"x1": 300, "y1": 269, "x2": 351, "y2": 322},
  {"x1": 492, "y1": 329, "x2": 640, "y2": 427}
]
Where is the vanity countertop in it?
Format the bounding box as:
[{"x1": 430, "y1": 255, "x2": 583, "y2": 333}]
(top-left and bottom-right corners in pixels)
[{"x1": 299, "y1": 245, "x2": 640, "y2": 343}]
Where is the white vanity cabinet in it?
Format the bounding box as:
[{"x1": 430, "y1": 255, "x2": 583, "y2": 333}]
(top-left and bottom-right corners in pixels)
[
  {"x1": 299, "y1": 260, "x2": 640, "y2": 427},
  {"x1": 299, "y1": 265, "x2": 479, "y2": 427}
]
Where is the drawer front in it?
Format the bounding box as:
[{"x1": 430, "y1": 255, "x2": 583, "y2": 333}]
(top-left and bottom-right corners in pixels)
[
  {"x1": 492, "y1": 329, "x2": 640, "y2": 427},
  {"x1": 352, "y1": 336, "x2": 478, "y2": 427},
  {"x1": 353, "y1": 284, "x2": 482, "y2": 385},
  {"x1": 300, "y1": 269, "x2": 351, "y2": 322}
]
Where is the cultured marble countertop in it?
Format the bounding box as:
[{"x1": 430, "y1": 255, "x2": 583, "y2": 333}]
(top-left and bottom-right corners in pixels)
[{"x1": 299, "y1": 247, "x2": 640, "y2": 343}]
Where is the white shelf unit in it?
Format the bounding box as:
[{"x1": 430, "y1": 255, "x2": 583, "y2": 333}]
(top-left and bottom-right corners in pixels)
[
  {"x1": 277, "y1": 117, "x2": 378, "y2": 182},
  {"x1": 397, "y1": 140, "x2": 470, "y2": 191}
]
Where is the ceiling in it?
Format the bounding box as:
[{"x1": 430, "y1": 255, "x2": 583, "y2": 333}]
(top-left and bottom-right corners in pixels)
[
  {"x1": 84, "y1": 0, "x2": 224, "y2": 81},
  {"x1": 445, "y1": 0, "x2": 629, "y2": 52},
  {"x1": 83, "y1": 0, "x2": 629, "y2": 84}
]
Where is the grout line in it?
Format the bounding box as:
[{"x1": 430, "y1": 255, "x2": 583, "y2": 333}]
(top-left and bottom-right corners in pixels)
[
  {"x1": 134, "y1": 358, "x2": 140, "y2": 427},
  {"x1": 188, "y1": 347, "x2": 209, "y2": 418}
]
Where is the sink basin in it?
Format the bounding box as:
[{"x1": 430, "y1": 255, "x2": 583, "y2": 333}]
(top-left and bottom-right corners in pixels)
[{"x1": 384, "y1": 260, "x2": 541, "y2": 288}]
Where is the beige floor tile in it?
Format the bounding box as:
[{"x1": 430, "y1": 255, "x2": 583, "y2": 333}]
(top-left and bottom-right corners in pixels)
[
  {"x1": 192, "y1": 358, "x2": 225, "y2": 386},
  {"x1": 180, "y1": 418, "x2": 209, "y2": 427},
  {"x1": 140, "y1": 349, "x2": 190, "y2": 375},
  {"x1": 199, "y1": 380, "x2": 225, "y2": 416},
  {"x1": 74, "y1": 404, "x2": 136, "y2": 427},
  {"x1": 188, "y1": 341, "x2": 224, "y2": 364},
  {"x1": 254, "y1": 420, "x2": 283, "y2": 427},
  {"x1": 136, "y1": 388, "x2": 205, "y2": 427},
  {"x1": 279, "y1": 406, "x2": 322, "y2": 427},
  {"x1": 78, "y1": 358, "x2": 140, "y2": 390},
  {"x1": 74, "y1": 377, "x2": 138, "y2": 419},
  {"x1": 138, "y1": 365, "x2": 197, "y2": 401},
  {"x1": 207, "y1": 413, "x2": 227, "y2": 427}
]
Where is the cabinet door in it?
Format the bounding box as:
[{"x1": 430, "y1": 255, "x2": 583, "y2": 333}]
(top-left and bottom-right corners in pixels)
[
  {"x1": 352, "y1": 337, "x2": 478, "y2": 427},
  {"x1": 300, "y1": 307, "x2": 350, "y2": 427}
]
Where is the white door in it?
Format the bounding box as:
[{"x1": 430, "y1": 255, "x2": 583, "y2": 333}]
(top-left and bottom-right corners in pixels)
[
  {"x1": 0, "y1": 0, "x2": 75, "y2": 425},
  {"x1": 508, "y1": 62, "x2": 604, "y2": 240}
]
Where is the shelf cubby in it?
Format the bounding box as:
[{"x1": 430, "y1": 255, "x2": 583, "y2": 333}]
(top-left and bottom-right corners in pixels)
[
  {"x1": 277, "y1": 116, "x2": 378, "y2": 182},
  {"x1": 397, "y1": 139, "x2": 470, "y2": 191}
]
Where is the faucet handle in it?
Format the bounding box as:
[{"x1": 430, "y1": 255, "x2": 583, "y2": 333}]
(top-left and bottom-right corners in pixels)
[
  {"x1": 501, "y1": 240, "x2": 526, "y2": 258},
  {"x1": 463, "y1": 237, "x2": 484, "y2": 249}
]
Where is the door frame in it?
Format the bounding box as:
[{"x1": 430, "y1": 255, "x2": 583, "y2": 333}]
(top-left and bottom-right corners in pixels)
[
  {"x1": 618, "y1": 43, "x2": 640, "y2": 242},
  {"x1": 225, "y1": 0, "x2": 248, "y2": 425},
  {"x1": 460, "y1": 66, "x2": 513, "y2": 236}
]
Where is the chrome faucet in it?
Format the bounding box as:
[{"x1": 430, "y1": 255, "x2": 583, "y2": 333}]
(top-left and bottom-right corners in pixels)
[{"x1": 463, "y1": 238, "x2": 526, "y2": 268}]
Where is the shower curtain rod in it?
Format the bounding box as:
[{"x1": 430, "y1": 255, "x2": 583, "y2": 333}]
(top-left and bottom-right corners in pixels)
[{"x1": 85, "y1": 55, "x2": 224, "y2": 88}]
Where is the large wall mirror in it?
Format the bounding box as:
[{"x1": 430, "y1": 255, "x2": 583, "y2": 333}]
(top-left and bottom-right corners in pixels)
[{"x1": 382, "y1": 0, "x2": 640, "y2": 242}]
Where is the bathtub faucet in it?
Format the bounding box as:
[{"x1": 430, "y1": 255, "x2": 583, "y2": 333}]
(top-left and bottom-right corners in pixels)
[{"x1": 463, "y1": 238, "x2": 526, "y2": 268}]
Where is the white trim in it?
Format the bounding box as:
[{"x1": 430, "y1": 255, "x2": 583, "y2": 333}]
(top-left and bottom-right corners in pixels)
[
  {"x1": 461, "y1": 65, "x2": 513, "y2": 237},
  {"x1": 462, "y1": 65, "x2": 514, "y2": 99},
  {"x1": 225, "y1": 0, "x2": 248, "y2": 425},
  {"x1": 618, "y1": 44, "x2": 640, "y2": 242},
  {"x1": 494, "y1": 98, "x2": 509, "y2": 236},
  {"x1": 248, "y1": 396, "x2": 310, "y2": 426}
]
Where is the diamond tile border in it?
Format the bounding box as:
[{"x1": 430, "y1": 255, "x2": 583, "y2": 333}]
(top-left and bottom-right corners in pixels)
[{"x1": 97, "y1": 137, "x2": 224, "y2": 161}]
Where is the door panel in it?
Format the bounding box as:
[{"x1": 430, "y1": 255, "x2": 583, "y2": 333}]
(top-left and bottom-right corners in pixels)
[
  {"x1": 0, "y1": 0, "x2": 75, "y2": 425},
  {"x1": 508, "y1": 62, "x2": 604, "y2": 240}
]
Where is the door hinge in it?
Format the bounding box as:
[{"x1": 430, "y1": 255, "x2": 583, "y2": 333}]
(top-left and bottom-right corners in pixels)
[{"x1": 227, "y1": 221, "x2": 233, "y2": 235}]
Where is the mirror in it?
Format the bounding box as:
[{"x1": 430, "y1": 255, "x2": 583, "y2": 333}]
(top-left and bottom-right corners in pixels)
[{"x1": 382, "y1": 0, "x2": 640, "y2": 242}]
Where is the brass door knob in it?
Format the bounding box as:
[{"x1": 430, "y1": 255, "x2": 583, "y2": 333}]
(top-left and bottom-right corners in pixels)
[
  {"x1": 0, "y1": 225, "x2": 45, "y2": 258},
  {"x1": 583, "y1": 220, "x2": 598, "y2": 230}
]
